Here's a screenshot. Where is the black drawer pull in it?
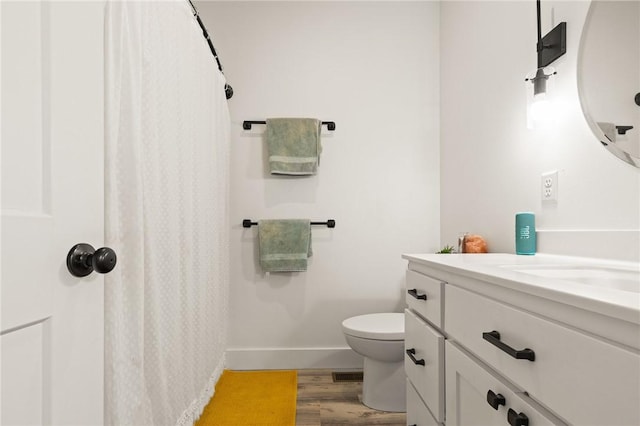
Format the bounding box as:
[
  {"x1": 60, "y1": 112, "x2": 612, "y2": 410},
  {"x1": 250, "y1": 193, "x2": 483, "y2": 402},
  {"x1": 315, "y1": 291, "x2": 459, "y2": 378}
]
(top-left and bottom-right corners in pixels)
[
  {"x1": 508, "y1": 408, "x2": 529, "y2": 426},
  {"x1": 487, "y1": 390, "x2": 505, "y2": 410},
  {"x1": 405, "y1": 348, "x2": 425, "y2": 366},
  {"x1": 482, "y1": 330, "x2": 535, "y2": 361},
  {"x1": 407, "y1": 288, "x2": 427, "y2": 300}
]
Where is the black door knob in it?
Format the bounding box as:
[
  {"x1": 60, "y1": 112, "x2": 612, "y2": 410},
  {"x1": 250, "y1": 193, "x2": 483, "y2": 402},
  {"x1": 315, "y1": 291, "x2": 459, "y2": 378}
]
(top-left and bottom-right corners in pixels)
[{"x1": 66, "y1": 243, "x2": 117, "y2": 277}]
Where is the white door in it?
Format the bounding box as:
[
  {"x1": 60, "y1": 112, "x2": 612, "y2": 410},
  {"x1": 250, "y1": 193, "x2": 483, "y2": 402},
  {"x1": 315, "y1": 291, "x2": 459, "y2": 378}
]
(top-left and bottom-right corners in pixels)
[{"x1": 1, "y1": 1, "x2": 105, "y2": 424}]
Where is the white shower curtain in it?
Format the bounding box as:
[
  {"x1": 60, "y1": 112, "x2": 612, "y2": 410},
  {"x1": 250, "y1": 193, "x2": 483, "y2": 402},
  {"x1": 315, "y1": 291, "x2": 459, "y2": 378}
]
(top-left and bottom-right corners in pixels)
[{"x1": 104, "y1": 1, "x2": 230, "y2": 424}]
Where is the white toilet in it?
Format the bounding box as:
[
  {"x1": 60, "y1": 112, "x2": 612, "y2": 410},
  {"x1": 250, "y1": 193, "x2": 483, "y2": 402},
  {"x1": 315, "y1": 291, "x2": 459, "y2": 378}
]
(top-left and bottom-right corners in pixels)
[{"x1": 342, "y1": 313, "x2": 406, "y2": 412}]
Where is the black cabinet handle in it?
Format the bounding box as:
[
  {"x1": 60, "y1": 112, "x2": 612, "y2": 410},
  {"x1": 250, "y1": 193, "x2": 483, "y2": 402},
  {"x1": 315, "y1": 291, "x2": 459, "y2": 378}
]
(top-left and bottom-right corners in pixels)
[
  {"x1": 487, "y1": 390, "x2": 506, "y2": 410},
  {"x1": 405, "y1": 348, "x2": 425, "y2": 366},
  {"x1": 407, "y1": 288, "x2": 427, "y2": 300},
  {"x1": 482, "y1": 331, "x2": 535, "y2": 361},
  {"x1": 508, "y1": 408, "x2": 529, "y2": 426}
]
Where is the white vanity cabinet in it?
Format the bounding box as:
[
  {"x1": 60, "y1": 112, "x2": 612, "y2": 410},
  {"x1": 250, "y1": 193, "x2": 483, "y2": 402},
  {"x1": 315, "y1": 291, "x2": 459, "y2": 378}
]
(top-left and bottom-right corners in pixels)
[
  {"x1": 404, "y1": 268, "x2": 446, "y2": 425},
  {"x1": 403, "y1": 253, "x2": 640, "y2": 426}
]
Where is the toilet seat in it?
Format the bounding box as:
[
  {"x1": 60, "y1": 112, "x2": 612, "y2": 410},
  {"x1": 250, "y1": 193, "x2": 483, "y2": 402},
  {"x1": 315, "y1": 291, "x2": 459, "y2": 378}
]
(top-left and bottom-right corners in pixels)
[{"x1": 342, "y1": 313, "x2": 404, "y2": 340}]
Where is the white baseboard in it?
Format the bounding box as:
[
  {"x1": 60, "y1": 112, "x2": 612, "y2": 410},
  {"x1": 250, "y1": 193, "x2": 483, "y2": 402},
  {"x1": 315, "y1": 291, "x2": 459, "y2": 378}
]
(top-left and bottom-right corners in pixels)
[
  {"x1": 225, "y1": 347, "x2": 364, "y2": 370},
  {"x1": 537, "y1": 229, "x2": 639, "y2": 262}
]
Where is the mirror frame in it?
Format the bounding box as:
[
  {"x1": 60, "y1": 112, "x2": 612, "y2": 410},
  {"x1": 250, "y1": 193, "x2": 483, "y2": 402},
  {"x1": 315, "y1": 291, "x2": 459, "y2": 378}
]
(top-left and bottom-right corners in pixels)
[{"x1": 577, "y1": 0, "x2": 640, "y2": 168}]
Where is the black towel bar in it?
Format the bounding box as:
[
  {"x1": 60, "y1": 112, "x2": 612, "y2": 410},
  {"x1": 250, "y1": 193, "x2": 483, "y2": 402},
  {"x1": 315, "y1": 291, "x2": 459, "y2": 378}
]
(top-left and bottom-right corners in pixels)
[
  {"x1": 242, "y1": 120, "x2": 336, "y2": 131},
  {"x1": 243, "y1": 219, "x2": 336, "y2": 228}
]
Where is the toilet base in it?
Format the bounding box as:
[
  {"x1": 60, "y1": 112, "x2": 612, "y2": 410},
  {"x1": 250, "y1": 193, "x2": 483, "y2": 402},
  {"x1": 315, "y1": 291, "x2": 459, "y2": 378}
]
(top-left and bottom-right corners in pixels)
[{"x1": 361, "y1": 357, "x2": 406, "y2": 412}]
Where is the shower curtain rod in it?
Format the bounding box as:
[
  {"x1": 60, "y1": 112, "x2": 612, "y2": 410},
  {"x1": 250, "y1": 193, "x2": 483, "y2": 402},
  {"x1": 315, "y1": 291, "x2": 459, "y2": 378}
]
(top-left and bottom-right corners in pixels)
[{"x1": 186, "y1": 0, "x2": 234, "y2": 100}]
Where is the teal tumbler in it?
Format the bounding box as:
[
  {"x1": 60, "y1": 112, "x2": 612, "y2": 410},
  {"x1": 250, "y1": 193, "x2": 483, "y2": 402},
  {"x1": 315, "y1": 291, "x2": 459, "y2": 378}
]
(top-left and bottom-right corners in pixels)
[{"x1": 515, "y1": 212, "x2": 536, "y2": 255}]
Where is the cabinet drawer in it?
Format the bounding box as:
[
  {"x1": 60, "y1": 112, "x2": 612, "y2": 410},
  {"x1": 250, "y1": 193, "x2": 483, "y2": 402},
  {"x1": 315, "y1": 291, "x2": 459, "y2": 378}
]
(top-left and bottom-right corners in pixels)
[
  {"x1": 445, "y1": 285, "x2": 640, "y2": 426},
  {"x1": 406, "y1": 379, "x2": 439, "y2": 426},
  {"x1": 446, "y1": 341, "x2": 565, "y2": 426},
  {"x1": 404, "y1": 308, "x2": 445, "y2": 423},
  {"x1": 406, "y1": 270, "x2": 443, "y2": 328}
]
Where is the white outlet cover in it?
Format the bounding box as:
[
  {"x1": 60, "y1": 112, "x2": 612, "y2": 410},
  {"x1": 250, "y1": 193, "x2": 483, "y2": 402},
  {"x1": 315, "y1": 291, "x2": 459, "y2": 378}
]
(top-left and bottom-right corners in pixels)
[{"x1": 541, "y1": 170, "x2": 558, "y2": 202}]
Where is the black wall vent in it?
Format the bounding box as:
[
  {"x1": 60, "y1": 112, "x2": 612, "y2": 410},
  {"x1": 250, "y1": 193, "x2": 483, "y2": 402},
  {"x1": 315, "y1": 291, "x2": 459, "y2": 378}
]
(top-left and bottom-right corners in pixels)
[{"x1": 331, "y1": 371, "x2": 364, "y2": 382}]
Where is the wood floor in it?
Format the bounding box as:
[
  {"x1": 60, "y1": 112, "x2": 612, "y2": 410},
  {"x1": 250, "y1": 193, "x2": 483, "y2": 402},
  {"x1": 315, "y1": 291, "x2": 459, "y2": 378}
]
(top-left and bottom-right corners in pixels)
[{"x1": 295, "y1": 369, "x2": 406, "y2": 426}]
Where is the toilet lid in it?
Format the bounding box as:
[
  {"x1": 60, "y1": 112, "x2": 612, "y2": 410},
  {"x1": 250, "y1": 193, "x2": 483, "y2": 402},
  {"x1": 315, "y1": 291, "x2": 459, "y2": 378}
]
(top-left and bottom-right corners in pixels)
[{"x1": 342, "y1": 313, "x2": 404, "y2": 340}]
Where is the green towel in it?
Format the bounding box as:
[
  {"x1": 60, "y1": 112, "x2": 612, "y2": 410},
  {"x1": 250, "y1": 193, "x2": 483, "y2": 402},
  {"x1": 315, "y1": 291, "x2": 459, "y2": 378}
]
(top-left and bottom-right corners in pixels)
[
  {"x1": 258, "y1": 219, "x2": 312, "y2": 272},
  {"x1": 266, "y1": 118, "x2": 321, "y2": 175}
]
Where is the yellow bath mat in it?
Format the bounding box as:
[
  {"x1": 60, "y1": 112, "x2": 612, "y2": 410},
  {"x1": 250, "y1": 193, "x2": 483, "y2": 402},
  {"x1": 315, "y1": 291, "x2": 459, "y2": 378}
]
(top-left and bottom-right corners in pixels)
[{"x1": 196, "y1": 370, "x2": 297, "y2": 426}]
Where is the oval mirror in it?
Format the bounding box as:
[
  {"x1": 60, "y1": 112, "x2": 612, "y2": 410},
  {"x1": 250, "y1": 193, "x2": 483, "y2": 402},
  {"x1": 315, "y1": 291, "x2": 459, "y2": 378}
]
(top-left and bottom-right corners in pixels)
[{"x1": 578, "y1": 0, "x2": 640, "y2": 168}]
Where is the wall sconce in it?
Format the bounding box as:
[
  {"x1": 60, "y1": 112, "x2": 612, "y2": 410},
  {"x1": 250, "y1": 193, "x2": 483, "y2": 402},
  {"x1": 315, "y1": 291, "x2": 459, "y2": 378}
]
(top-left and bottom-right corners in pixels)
[
  {"x1": 526, "y1": 66, "x2": 556, "y2": 128},
  {"x1": 526, "y1": 0, "x2": 566, "y2": 129}
]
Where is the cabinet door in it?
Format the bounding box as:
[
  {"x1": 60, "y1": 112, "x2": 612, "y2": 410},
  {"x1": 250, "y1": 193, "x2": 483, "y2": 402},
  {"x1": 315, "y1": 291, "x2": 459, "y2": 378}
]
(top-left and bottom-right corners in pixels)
[
  {"x1": 446, "y1": 341, "x2": 566, "y2": 426},
  {"x1": 446, "y1": 284, "x2": 640, "y2": 425},
  {"x1": 406, "y1": 379, "x2": 439, "y2": 426}
]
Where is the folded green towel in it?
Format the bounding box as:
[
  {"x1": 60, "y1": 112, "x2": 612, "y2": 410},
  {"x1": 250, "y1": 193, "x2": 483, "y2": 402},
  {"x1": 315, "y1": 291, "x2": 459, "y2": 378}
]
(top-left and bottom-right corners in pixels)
[
  {"x1": 266, "y1": 118, "x2": 321, "y2": 175},
  {"x1": 258, "y1": 219, "x2": 312, "y2": 272}
]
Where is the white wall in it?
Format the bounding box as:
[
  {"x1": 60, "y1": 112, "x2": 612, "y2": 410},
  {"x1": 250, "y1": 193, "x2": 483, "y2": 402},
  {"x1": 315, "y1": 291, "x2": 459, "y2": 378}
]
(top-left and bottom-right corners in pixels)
[
  {"x1": 196, "y1": 0, "x2": 639, "y2": 370},
  {"x1": 440, "y1": 1, "x2": 640, "y2": 261},
  {"x1": 197, "y1": 1, "x2": 440, "y2": 369}
]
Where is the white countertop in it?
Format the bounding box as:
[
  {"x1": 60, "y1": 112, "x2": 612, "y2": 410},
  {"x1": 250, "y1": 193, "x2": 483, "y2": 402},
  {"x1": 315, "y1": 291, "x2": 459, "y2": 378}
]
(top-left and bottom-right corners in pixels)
[{"x1": 402, "y1": 253, "x2": 640, "y2": 325}]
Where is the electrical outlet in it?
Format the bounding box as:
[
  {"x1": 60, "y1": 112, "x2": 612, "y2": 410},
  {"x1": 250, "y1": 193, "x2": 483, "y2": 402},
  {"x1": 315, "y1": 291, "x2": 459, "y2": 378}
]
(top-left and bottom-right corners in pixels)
[{"x1": 541, "y1": 170, "x2": 558, "y2": 202}]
